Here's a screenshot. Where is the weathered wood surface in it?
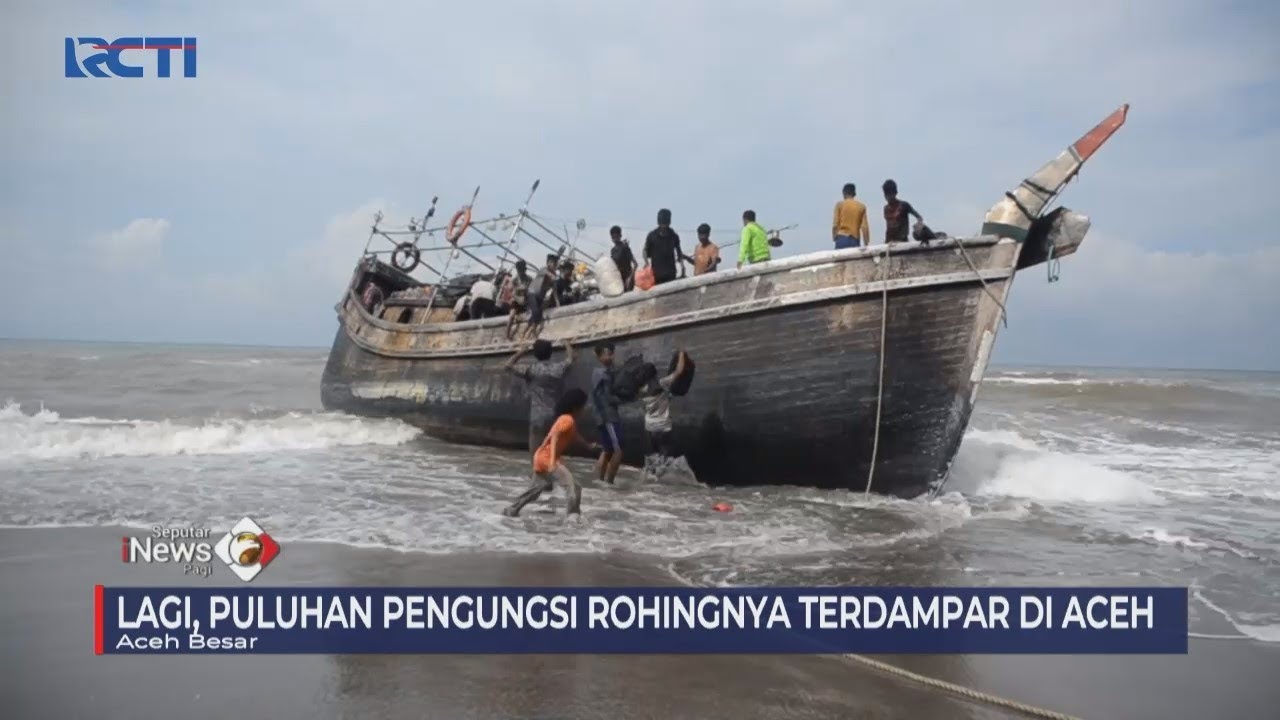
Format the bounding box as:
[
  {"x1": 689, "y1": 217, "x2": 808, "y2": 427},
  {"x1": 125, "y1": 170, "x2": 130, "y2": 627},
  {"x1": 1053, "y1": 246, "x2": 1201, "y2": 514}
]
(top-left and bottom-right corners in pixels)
[{"x1": 321, "y1": 238, "x2": 1019, "y2": 496}]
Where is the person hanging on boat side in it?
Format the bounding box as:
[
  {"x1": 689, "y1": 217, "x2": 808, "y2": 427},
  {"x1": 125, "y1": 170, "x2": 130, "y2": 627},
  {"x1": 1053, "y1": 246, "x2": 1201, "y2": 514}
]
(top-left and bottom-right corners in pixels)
[
  {"x1": 522, "y1": 254, "x2": 559, "y2": 339},
  {"x1": 881, "y1": 179, "x2": 923, "y2": 244},
  {"x1": 503, "y1": 389, "x2": 601, "y2": 519},
  {"x1": 833, "y1": 183, "x2": 872, "y2": 249},
  {"x1": 505, "y1": 337, "x2": 576, "y2": 457},
  {"x1": 591, "y1": 342, "x2": 626, "y2": 485},
  {"x1": 737, "y1": 210, "x2": 771, "y2": 268},
  {"x1": 639, "y1": 348, "x2": 689, "y2": 479}
]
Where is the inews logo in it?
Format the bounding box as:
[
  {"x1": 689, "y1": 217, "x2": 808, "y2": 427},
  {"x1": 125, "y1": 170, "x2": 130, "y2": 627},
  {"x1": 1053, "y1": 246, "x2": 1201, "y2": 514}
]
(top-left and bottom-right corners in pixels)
[{"x1": 121, "y1": 517, "x2": 280, "y2": 582}]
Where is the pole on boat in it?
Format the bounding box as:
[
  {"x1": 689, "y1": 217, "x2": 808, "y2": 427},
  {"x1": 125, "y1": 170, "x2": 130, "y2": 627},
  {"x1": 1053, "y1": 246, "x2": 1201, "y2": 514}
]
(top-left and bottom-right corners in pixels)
[
  {"x1": 496, "y1": 179, "x2": 542, "y2": 271},
  {"x1": 469, "y1": 222, "x2": 536, "y2": 270},
  {"x1": 362, "y1": 210, "x2": 384, "y2": 255},
  {"x1": 426, "y1": 186, "x2": 481, "y2": 309}
]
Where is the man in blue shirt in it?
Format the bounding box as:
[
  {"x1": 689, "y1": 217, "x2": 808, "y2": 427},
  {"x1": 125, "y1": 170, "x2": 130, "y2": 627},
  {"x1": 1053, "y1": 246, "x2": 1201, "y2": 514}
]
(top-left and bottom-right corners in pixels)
[{"x1": 591, "y1": 342, "x2": 624, "y2": 485}]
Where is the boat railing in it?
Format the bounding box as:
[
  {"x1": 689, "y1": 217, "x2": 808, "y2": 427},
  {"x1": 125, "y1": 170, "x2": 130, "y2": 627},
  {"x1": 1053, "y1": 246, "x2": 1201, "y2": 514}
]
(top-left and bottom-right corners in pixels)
[{"x1": 357, "y1": 180, "x2": 604, "y2": 302}]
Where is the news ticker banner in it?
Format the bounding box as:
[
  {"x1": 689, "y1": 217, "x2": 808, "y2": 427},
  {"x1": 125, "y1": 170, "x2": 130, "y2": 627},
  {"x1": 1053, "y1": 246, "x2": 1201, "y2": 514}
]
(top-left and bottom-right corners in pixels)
[{"x1": 96, "y1": 585, "x2": 1189, "y2": 655}]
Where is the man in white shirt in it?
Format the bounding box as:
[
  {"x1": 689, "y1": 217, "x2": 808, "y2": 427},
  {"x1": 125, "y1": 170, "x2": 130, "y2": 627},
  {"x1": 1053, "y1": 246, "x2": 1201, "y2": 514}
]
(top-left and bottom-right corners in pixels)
[{"x1": 467, "y1": 275, "x2": 499, "y2": 319}]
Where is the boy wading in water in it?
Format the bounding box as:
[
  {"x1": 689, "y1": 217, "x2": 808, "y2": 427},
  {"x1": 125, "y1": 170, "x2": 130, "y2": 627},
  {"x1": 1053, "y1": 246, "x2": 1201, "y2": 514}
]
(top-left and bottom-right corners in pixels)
[
  {"x1": 503, "y1": 389, "x2": 600, "y2": 518},
  {"x1": 640, "y1": 349, "x2": 687, "y2": 474}
]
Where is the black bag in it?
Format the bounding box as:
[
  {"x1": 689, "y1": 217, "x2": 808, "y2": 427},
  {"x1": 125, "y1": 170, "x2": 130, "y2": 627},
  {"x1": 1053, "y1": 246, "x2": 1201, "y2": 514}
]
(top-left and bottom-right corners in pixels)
[
  {"x1": 611, "y1": 355, "x2": 648, "y2": 402},
  {"x1": 667, "y1": 351, "x2": 696, "y2": 397}
]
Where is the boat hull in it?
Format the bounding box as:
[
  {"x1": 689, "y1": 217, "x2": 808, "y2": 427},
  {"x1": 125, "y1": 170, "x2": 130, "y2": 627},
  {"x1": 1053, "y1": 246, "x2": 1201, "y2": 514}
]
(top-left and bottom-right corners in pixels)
[{"x1": 321, "y1": 240, "x2": 1018, "y2": 497}]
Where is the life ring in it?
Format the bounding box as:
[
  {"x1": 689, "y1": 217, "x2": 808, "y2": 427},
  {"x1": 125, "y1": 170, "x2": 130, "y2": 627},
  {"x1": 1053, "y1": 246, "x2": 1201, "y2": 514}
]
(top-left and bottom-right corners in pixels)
[
  {"x1": 446, "y1": 207, "x2": 472, "y2": 245},
  {"x1": 391, "y1": 242, "x2": 420, "y2": 272}
]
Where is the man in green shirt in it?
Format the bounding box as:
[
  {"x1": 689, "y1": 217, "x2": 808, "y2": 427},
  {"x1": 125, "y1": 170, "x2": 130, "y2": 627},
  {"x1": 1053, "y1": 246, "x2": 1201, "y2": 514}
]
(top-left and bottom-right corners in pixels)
[{"x1": 737, "y1": 210, "x2": 771, "y2": 269}]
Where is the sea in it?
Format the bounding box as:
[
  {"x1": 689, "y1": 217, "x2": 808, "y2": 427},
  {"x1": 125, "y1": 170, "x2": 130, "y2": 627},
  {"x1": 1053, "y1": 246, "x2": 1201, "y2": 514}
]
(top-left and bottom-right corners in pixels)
[{"x1": 1, "y1": 339, "x2": 1276, "y2": 644}]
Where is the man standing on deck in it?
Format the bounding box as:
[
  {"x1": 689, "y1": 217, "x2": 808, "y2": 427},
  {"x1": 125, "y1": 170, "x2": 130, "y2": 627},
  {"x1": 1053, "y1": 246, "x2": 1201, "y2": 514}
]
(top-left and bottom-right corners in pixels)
[
  {"x1": 882, "y1": 179, "x2": 924, "y2": 244},
  {"x1": 609, "y1": 225, "x2": 637, "y2": 291},
  {"x1": 693, "y1": 223, "x2": 720, "y2": 275},
  {"x1": 644, "y1": 208, "x2": 690, "y2": 286},
  {"x1": 737, "y1": 210, "x2": 771, "y2": 269},
  {"x1": 591, "y1": 342, "x2": 625, "y2": 485},
  {"x1": 833, "y1": 183, "x2": 872, "y2": 248}
]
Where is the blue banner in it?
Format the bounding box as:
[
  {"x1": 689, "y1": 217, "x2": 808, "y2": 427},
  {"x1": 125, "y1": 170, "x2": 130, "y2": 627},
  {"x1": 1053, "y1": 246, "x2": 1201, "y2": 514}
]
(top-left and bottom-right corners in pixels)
[{"x1": 95, "y1": 585, "x2": 1188, "y2": 655}]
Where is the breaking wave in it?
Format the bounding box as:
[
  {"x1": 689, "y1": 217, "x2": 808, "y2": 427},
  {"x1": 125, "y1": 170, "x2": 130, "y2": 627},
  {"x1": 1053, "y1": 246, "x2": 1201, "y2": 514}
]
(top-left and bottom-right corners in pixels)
[
  {"x1": 0, "y1": 401, "x2": 421, "y2": 461},
  {"x1": 985, "y1": 372, "x2": 1280, "y2": 405},
  {"x1": 951, "y1": 428, "x2": 1160, "y2": 504}
]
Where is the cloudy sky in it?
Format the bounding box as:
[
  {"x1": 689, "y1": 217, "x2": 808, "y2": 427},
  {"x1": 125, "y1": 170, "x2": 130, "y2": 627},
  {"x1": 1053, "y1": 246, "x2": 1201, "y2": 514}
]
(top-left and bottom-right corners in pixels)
[{"x1": 2, "y1": 1, "x2": 1277, "y2": 369}]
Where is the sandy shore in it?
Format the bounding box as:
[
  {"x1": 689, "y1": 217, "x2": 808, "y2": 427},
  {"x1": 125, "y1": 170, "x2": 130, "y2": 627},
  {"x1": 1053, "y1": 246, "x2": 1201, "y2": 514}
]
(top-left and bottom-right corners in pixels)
[{"x1": 2, "y1": 528, "x2": 1276, "y2": 719}]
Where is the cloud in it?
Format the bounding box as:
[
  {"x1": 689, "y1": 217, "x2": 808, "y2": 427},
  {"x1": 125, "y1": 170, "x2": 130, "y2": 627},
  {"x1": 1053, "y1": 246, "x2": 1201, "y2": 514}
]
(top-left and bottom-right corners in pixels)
[
  {"x1": 87, "y1": 218, "x2": 170, "y2": 270},
  {"x1": 0, "y1": 1, "x2": 1277, "y2": 367},
  {"x1": 1002, "y1": 235, "x2": 1280, "y2": 370}
]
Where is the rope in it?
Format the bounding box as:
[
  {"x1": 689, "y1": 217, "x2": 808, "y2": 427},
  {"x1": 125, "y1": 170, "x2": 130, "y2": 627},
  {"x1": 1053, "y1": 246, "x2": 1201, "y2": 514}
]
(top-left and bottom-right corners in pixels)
[
  {"x1": 837, "y1": 653, "x2": 1082, "y2": 720},
  {"x1": 1046, "y1": 241, "x2": 1061, "y2": 283},
  {"x1": 863, "y1": 247, "x2": 890, "y2": 495},
  {"x1": 953, "y1": 236, "x2": 1009, "y2": 328}
]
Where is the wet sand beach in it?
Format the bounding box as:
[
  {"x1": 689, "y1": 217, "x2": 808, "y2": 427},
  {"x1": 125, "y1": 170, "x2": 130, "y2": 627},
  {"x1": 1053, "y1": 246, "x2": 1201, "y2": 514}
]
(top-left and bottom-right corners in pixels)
[{"x1": 3, "y1": 527, "x2": 1278, "y2": 720}]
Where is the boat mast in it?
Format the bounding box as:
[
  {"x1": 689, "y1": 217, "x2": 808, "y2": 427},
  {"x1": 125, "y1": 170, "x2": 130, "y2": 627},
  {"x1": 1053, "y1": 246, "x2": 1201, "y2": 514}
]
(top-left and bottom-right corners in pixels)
[{"x1": 981, "y1": 104, "x2": 1129, "y2": 241}]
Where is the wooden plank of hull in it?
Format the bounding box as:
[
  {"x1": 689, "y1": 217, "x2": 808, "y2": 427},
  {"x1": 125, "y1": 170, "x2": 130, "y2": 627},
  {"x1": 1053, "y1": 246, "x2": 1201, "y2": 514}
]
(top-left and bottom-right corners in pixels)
[{"x1": 322, "y1": 239, "x2": 1017, "y2": 497}]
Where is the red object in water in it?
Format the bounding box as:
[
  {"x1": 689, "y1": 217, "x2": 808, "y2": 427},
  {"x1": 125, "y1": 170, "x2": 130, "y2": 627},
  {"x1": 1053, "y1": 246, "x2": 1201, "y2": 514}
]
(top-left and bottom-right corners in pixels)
[{"x1": 712, "y1": 502, "x2": 733, "y2": 513}]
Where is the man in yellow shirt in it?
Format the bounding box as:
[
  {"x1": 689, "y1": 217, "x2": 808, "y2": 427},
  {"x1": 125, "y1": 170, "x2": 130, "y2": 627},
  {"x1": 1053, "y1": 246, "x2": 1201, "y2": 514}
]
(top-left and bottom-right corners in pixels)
[
  {"x1": 737, "y1": 210, "x2": 771, "y2": 269},
  {"x1": 832, "y1": 183, "x2": 871, "y2": 249}
]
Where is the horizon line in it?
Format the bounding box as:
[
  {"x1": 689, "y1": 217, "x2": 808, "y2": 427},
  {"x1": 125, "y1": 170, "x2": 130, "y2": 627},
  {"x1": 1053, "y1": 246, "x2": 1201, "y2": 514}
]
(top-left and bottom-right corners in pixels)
[{"x1": 1, "y1": 336, "x2": 1276, "y2": 374}]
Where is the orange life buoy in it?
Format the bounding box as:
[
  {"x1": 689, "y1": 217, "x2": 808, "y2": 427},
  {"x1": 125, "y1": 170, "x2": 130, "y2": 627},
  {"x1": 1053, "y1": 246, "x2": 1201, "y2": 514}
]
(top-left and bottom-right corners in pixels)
[{"x1": 446, "y1": 207, "x2": 472, "y2": 245}]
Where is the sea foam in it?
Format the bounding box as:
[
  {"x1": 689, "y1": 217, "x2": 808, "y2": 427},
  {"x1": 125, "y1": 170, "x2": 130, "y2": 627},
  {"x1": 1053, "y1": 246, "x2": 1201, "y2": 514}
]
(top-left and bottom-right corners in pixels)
[{"x1": 0, "y1": 401, "x2": 421, "y2": 461}]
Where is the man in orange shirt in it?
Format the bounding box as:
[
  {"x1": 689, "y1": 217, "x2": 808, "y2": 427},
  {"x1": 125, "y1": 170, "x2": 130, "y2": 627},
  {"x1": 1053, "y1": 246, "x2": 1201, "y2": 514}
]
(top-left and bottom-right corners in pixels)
[
  {"x1": 692, "y1": 223, "x2": 720, "y2": 275},
  {"x1": 502, "y1": 388, "x2": 600, "y2": 518},
  {"x1": 832, "y1": 183, "x2": 871, "y2": 249}
]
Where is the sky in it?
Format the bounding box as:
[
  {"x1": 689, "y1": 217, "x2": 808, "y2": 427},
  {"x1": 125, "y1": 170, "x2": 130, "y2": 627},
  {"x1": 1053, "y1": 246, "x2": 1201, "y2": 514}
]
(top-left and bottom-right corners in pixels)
[{"x1": 2, "y1": 0, "x2": 1278, "y2": 370}]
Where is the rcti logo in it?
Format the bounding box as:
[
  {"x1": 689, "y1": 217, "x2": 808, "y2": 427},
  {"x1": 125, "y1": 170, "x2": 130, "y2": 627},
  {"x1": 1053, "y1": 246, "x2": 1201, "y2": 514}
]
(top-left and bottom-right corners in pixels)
[
  {"x1": 121, "y1": 517, "x2": 280, "y2": 582},
  {"x1": 64, "y1": 37, "x2": 197, "y2": 78}
]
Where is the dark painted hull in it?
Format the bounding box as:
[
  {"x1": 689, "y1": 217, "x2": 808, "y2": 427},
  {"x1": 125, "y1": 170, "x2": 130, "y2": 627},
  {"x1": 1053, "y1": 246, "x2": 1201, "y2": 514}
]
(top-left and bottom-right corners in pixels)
[{"x1": 321, "y1": 243, "x2": 1015, "y2": 497}]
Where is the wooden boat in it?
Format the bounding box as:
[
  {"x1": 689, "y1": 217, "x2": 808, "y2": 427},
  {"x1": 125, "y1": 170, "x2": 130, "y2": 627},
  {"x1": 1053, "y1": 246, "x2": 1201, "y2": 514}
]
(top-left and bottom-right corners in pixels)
[{"x1": 321, "y1": 105, "x2": 1129, "y2": 497}]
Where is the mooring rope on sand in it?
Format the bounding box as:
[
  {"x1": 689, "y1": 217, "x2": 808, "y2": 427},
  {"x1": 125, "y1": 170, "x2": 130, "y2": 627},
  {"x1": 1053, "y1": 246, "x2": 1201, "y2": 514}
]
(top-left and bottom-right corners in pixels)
[
  {"x1": 837, "y1": 653, "x2": 1082, "y2": 720},
  {"x1": 850, "y1": 250, "x2": 1074, "y2": 718}
]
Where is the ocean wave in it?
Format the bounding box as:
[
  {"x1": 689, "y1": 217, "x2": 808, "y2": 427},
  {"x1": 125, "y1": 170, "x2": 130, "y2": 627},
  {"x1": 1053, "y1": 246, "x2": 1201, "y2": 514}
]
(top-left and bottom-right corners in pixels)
[
  {"x1": 1193, "y1": 586, "x2": 1280, "y2": 644},
  {"x1": 952, "y1": 428, "x2": 1160, "y2": 504},
  {"x1": 1133, "y1": 527, "x2": 1208, "y2": 549},
  {"x1": 188, "y1": 358, "x2": 275, "y2": 367},
  {"x1": 984, "y1": 373, "x2": 1280, "y2": 404},
  {"x1": 0, "y1": 401, "x2": 421, "y2": 461}
]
